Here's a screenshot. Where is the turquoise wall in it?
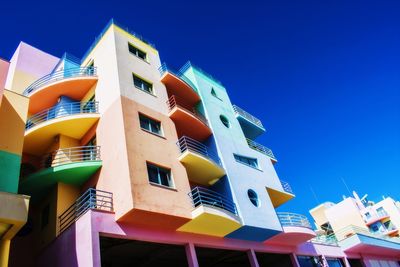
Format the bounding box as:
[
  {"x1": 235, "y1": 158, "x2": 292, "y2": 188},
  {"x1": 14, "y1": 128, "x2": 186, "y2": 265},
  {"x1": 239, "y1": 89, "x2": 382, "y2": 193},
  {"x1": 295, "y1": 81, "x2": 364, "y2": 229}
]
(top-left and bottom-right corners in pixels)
[{"x1": 0, "y1": 150, "x2": 22, "y2": 193}]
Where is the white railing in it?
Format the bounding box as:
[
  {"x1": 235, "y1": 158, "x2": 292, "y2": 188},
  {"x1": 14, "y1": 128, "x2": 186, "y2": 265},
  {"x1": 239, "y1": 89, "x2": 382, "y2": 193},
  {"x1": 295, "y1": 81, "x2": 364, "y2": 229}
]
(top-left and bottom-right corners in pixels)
[
  {"x1": 277, "y1": 212, "x2": 313, "y2": 229},
  {"x1": 232, "y1": 105, "x2": 264, "y2": 129},
  {"x1": 246, "y1": 138, "x2": 276, "y2": 160}
]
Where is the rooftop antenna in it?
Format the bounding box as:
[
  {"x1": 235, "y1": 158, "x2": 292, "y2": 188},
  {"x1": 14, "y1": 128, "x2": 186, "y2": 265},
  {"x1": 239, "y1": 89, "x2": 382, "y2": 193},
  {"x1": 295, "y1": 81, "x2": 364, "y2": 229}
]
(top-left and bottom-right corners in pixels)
[
  {"x1": 310, "y1": 186, "x2": 320, "y2": 204},
  {"x1": 341, "y1": 177, "x2": 352, "y2": 196}
]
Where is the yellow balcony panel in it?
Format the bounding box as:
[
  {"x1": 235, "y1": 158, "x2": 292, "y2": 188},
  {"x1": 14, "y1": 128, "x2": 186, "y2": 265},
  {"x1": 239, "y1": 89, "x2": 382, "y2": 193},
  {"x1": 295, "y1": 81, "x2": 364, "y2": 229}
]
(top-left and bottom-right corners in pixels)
[
  {"x1": 24, "y1": 113, "x2": 99, "y2": 156},
  {"x1": 24, "y1": 67, "x2": 98, "y2": 114},
  {"x1": 178, "y1": 137, "x2": 225, "y2": 185},
  {"x1": 266, "y1": 180, "x2": 295, "y2": 208}
]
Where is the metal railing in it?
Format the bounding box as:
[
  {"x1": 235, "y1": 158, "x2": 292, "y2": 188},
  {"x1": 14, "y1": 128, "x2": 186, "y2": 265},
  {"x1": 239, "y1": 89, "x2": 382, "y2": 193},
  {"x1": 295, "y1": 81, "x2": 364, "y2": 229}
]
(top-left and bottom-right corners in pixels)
[
  {"x1": 25, "y1": 101, "x2": 99, "y2": 130},
  {"x1": 58, "y1": 188, "x2": 113, "y2": 234},
  {"x1": 167, "y1": 95, "x2": 208, "y2": 126},
  {"x1": 311, "y1": 234, "x2": 338, "y2": 246},
  {"x1": 189, "y1": 187, "x2": 237, "y2": 215},
  {"x1": 333, "y1": 225, "x2": 400, "y2": 243},
  {"x1": 179, "y1": 61, "x2": 224, "y2": 86},
  {"x1": 177, "y1": 136, "x2": 221, "y2": 166},
  {"x1": 159, "y1": 63, "x2": 199, "y2": 93},
  {"x1": 23, "y1": 67, "x2": 97, "y2": 96},
  {"x1": 280, "y1": 180, "x2": 294, "y2": 194},
  {"x1": 277, "y1": 212, "x2": 313, "y2": 229},
  {"x1": 246, "y1": 138, "x2": 276, "y2": 160},
  {"x1": 40, "y1": 146, "x2": 101, "y2": 169},
  {"x1": 232, "y1": 105, "x2": 264, "y2": 129}
]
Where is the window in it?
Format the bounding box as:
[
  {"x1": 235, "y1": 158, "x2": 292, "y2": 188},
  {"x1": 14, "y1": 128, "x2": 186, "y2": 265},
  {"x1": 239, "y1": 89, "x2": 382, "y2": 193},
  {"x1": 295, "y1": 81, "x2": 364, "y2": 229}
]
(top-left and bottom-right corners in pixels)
[
  {"x1": 128, "y1": 43, "x2": 147, "y2": 61},
  {"x1": 376, "y1": 207, "x2": 387, "y2": 216},
  {"x1": 365, "y1": 212, "x2": 371, "y2": 219},
  {"x1": 41, "y1": 204, "x2": 50, "y2": 230},
  {"x1": 133, "y1": 74, "x2": 153, "y2": 94},
  {"x1": 220, "y1": 115, "x2": 230, "y2": 128},
  {"x1": 139, "y1": 114, "x2": 162, "y2": 136},
  {"x1": 234, "y1": 154, "x2": 259, "y2": 169},
  {"x1": 211, "y1": 87, "x2": 222, "y2": 100},
  {"x1": 147, "y1": 163, "x2": 173, "y2": 188},
  {"x1": 247, "y1": 189, "x2": 259, "y2": 207}
]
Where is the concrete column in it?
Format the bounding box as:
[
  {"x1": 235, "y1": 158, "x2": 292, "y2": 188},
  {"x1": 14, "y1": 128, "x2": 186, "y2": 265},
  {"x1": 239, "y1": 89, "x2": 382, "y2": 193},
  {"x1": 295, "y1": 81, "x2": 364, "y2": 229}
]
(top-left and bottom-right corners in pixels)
[
  {"x1": 185, "y1": 243, "x2": 199, "y2": 267},
  {"x1": 247, "y1": 249, "x2": 260, "y2": 267},
  {"x1": 342, "y1": 257, "x2": 352, "y2": 267},
  {"x1": 290, "y1": 253, "x2": 301, "y2": 267},
  {"x1": 0, "y1": 239, "x2": 10, "y2": 267}
]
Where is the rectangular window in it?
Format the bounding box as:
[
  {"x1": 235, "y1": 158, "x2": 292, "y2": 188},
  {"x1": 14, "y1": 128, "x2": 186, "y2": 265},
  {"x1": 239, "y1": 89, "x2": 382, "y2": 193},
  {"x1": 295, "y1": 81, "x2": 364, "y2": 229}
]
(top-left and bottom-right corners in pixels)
[
  {"x1": 133, "y1": 74, "x2": 153, "y2": 94},
  {"x1": 234, "y1": 154, "x2": 259, "y2": 169},
  {"x1": 128, "y1": 43, "x2": 147, "y2": 61},
  {"x1": 139, "y1": 114, "x2": 162, "y2": 136},
  {"x1": 147, "y1": 163, "x2": 173, "y2": 188}
]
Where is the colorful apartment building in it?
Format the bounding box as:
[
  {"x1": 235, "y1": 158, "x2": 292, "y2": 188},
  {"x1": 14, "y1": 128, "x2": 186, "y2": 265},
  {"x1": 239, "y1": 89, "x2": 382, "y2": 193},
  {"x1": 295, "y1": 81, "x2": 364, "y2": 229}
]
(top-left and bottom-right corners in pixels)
[
  {"x1": 1, "y1": 19, "x2": 399, "y2": 266},
  {"x1": 310, "y1": 191, "x2": 400, "y2": 266}
]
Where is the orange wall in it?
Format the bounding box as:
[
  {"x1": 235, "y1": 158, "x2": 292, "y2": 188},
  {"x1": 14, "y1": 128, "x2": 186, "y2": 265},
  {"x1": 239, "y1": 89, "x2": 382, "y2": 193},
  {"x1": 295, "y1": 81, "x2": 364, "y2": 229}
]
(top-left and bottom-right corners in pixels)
[{"x1": 121, "y1": 96, "x2": 192, "y2": 220}]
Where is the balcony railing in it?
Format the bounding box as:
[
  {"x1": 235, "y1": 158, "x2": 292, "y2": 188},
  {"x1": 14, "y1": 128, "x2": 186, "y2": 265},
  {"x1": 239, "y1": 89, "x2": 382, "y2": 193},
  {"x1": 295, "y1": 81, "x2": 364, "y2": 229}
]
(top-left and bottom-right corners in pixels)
[
  {"x1": 58, "y1": 188, "x2": 113, "y2": 234},
  {"x1": 40, "y1": 146, "x2": 101, "y2": 169},
  {"x1": 177, "y1": 136, "x2": 221, "y2": 166},
  {"x1": 232, "y1": 105, "x2": 264, "y2": 129},
  {"x1": 159, "y1": 63, "x2": 198, "y2": 93},
  {"x1": 167, "y1": 95, "x2": 208, "y2": 126},
  {"x1": 333, "y1": 225, "x2": 400, "y2": 243},
  {"x1": 311, "y1": 234, "x2": 338, "y2": 246},
  {"x1": 25, "y1": 101, "x2": 99, "y2": 130},
  {"x1": 189, "y1": 187, "x2": 237, "y2": 215},
  {"x1": 246, "y1": 138, "x2": 276, "y2": 160},
  {"x1": 280, "y1": 180, "x2": 294, "y2": 194},
  {"x1": 277, "y1": 212, "x2": 313, "y2": 229},
  {"x1": 23, "y1": 67, "x2": 97, "y2": 96}
]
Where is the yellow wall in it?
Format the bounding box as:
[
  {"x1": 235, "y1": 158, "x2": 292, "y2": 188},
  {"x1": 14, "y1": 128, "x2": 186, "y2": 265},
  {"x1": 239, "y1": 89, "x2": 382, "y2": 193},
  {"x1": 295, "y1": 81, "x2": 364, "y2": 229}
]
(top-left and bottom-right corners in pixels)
[
  {"x1": 0, "y1": 90, "x2": 28, "y2": 155},
  {"x1": 56, "y1": 183, "x2": 80, "y2": 235}
]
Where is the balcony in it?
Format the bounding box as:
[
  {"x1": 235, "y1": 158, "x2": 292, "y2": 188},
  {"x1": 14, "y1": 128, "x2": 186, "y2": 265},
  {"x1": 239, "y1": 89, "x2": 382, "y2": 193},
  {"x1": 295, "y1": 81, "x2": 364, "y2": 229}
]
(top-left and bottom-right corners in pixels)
[
  {"x1": 266, "y1": 180, "x2": 295, "y2": 208},
  {"x1": 177, "y1": 187, "x2": 241, "y2": 237},
  {"x1": 23, "y1": 67, "x2": 98, "y2": 114},
  {"x1": 177, "y1": 136, "x2": 225, "y2": 185},
  {"x1": 232, "y1": 105, "x2": 265, "y2": 139},
  {"x1": 265, "y1": 212, "x2": 316, "y2": 245},
  {"x1": 19, "y1": 146, "x2": 102, "y2": 199},
  {"x1": 246, "y1": 138, "x2": 277, "y2": 163},
  {"x1": 311, "y1": 234, "x2": 339, "y2": 246},
  {"x1": 58, "y1": 188, "x2": 113, "y2": 234},
  {"x1": 332, "y1": 225, "x2": 400, "y2": 254},
  {"x1": 159, "y1": 63, "x2": 200, "y2": 106},
  {"x1": 167, "y1": 95, "x2": 212, "y2": 141},
  {"x1": 365, "y1": 210, "x2": 390, "y2": 226},
  {"x1": 24, "y1": 101, "x2": 100, "y2": 155}
]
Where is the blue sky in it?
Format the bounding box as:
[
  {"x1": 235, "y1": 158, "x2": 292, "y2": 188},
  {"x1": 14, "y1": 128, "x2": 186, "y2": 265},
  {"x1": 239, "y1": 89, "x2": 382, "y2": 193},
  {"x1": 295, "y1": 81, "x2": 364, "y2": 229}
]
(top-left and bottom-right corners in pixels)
[{"x1": 1, "y1": 0, "x2": 399, "y2": 218}]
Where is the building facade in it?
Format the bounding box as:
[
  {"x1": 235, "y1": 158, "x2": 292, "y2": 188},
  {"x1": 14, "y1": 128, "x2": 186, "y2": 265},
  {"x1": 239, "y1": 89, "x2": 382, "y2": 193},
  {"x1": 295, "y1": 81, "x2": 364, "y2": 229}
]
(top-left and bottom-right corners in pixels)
[{"x1": 1, "y1": 19, "x2": 399, "y2": 267}]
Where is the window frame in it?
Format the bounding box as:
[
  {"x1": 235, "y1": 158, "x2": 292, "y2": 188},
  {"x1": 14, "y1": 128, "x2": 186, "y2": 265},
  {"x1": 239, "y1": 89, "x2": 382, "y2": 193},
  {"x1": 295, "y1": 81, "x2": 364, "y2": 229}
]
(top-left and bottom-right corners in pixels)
[
  {"x1": 146, "y1": 162, "x2": 174, "y2": 189},
  {"x1": 139, "y1": 113, "x2": 163, "y2": 137},
  {"x1": 133, "y1": 73, "x2": 154, "y2": 95},
  {"x1": 233, "y1": 154, "x2": 260, "y2": 170},
  {"x1": 128, "y1": 43, "x2": 147, "y2": 62}
]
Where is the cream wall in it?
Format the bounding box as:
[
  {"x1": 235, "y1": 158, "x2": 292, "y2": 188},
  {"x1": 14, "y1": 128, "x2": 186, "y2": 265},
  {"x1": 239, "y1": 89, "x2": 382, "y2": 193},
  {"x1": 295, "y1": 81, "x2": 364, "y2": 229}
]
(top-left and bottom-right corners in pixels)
[{"x1": 376, "y1": 198, "x2": 400, "y2": 230}]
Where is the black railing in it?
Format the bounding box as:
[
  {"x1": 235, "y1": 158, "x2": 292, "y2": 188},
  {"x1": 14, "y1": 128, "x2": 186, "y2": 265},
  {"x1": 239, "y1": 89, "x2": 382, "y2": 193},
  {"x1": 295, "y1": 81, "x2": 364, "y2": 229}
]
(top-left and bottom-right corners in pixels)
[
  {"x1": 189, "y1": 187, "x2": 237, "y2": 215},
  {"x1": 58, "y1": 188, "x2": 113, "y2": 234}
]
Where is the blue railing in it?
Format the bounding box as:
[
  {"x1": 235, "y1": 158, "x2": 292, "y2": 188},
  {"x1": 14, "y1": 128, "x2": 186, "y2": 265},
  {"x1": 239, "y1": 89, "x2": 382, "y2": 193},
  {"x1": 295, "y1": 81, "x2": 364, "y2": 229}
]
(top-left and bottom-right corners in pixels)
[
  {"x1": 58, "y1": 188, "x2": 113, "y2": 234},
  {"x1": 280, "y1": 180, "x2": 294, "y2": 194},
  {"x1": 158, "y1": 63, "x2": 199, "y2": 93},
  {"x1": 277, "y1": 212, "x2": 313, "y2": 229},
  {"x1": 23, "y1": 67, "x2": 97, "y2": 96},
  {"x1": 246, "y1": 138, "x2": 276, "y2": 161},
  {"x1": 26, "y1": 101, "x2": 99, "y2": 130},
  {"x1": 189, "y1": 187, "x2": 237, "y2": 215},
  {"x1": 177, "y1": 136, "x2": 221, "y2": 166}
]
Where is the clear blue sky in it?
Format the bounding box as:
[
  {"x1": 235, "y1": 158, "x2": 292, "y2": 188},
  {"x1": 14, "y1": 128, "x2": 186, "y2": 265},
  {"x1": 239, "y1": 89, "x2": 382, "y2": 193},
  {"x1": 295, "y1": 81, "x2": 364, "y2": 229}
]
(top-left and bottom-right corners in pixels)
[{"x1": 1, "y1": 0, "x2": 399, "y2": 218}]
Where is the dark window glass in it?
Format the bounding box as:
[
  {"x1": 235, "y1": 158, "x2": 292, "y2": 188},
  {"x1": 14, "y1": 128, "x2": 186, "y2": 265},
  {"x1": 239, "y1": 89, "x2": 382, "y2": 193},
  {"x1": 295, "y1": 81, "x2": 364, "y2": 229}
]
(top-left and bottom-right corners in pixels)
[
  {"x1": 146, "y1": 163, "x2": 173, "y2": 188},
  {"x1": 139, "y1": 114, "x2": 162, "y2": 135},
  {"x1": 234, "y1": 154, "x2": 259, "y2": 169},
  {"x1": 133, "y1": 74, "x2": 153, "y2": 94},
  {"x1": 128, "y1": 43, "x2": 147, "y2": 60}
]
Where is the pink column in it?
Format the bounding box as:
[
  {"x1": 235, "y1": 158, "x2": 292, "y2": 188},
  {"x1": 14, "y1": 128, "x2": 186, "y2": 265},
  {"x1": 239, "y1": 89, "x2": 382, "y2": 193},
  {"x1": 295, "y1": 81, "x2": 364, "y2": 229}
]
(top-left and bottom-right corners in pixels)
[
  {"x1": 247, "y1": 249, "x2": 260, "y2": 267},
  {"x1": 185, "y1": 243, "x2": 199, "y2": 267},
  {"x1": 290, "y1": 253, "x2": 301, "y2": 267},
  {"x1": 342, "y1": 257, "x2": 352, "y2": 267}
]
